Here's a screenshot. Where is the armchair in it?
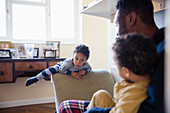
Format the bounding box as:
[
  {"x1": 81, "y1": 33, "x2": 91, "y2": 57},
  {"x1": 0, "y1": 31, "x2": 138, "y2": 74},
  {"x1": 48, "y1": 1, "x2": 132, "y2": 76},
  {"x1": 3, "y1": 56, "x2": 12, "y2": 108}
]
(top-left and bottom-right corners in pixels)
[{"x1": 52, "y1": 69, "x2": 115, "y2": 112}]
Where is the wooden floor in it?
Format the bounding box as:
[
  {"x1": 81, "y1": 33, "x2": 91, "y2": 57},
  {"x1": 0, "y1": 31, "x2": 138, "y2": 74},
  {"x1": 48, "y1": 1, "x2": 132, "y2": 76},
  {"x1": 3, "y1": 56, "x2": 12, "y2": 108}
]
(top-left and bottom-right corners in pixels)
[{"x1": 0, "y1": 103, "x2": 56, "y2": 113}]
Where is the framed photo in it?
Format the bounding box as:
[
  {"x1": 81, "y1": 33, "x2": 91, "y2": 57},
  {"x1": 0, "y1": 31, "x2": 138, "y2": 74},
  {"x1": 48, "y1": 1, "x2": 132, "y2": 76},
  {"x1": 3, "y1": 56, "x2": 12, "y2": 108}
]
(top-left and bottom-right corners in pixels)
[
  {"x1": 33, "y1": 48, "x2": 39, "y2": 58},
  {"x1": 12, "y1": 43, "x2": 26, "y2": 58},
  {"x1": 46, "y1": 41, "x2": 60, "y2": 58},
  {"x1": 34, "y1": 44, "x2": 46, "y2": 58},
  {"x1": 44, "y1": 50, "x2": 56, "y2": 58},
  {"x1": 40, "y1": 45, "x2": 53, "y2": 58},
  {"x1": 0, "y1": 49, "x2": 12, "y2": 59},
  {"x1": 0, "y1": 41, "x2": 12, "y2": 49},
  {"x1": 9, "y1": 48, "x2": 20, "y2": 59}
]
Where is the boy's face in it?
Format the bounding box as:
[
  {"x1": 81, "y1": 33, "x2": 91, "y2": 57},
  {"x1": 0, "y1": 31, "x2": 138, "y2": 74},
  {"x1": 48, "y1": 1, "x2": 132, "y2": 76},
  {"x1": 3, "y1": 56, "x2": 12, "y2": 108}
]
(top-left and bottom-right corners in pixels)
[{"x1": 73, "y1": 52, "x2": 87, "y2": 68}]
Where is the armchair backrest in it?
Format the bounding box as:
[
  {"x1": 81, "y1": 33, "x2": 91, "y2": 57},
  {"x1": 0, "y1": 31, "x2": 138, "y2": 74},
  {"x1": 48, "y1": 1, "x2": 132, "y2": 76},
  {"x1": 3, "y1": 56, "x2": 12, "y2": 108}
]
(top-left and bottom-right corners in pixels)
[{"x1": 52, "y1": 69, "x2": 115, "y2": 111}]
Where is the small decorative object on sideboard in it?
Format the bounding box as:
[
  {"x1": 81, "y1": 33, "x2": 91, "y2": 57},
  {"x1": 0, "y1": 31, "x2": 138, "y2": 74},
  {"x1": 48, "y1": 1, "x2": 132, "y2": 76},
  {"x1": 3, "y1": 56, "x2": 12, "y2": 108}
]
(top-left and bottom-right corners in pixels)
[
  {"x1": 0, "y1": 49, "x2": 12, "y2": 59},
  {"x1": 25, "y1": 44, "x2": 34, "y2": 58}
]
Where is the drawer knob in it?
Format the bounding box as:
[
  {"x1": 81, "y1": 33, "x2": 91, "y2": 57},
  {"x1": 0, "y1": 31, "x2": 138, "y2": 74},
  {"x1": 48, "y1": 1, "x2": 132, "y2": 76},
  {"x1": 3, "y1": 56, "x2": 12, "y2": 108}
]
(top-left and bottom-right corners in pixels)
[
  {"x1": 29, "y1": 65, "x2": 34, "y2": 69},
  {"x1": 0, "y1": 71, "x2": 5, "y2": 76}
]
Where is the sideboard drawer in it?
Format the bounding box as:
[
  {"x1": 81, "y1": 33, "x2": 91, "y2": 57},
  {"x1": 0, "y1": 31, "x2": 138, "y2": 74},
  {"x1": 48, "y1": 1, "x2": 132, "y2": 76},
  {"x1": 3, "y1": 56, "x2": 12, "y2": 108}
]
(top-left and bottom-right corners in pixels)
[
  {"x1": 0, "y1": 63, "x2": 13, "y2": 82},
  {"x1": 48, "y1": 61, "x2": 61, "y2": 67},
  {"x1": 15, "y1": 61, "x2": 47, "y2": 71}
]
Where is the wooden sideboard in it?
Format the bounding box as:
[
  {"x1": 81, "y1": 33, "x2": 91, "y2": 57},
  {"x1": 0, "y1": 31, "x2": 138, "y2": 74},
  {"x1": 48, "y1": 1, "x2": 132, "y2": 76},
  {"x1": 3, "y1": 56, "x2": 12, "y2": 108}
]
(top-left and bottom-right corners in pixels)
[{"x1": 0, "y1": 58, "x2": 65, "y2": 83}]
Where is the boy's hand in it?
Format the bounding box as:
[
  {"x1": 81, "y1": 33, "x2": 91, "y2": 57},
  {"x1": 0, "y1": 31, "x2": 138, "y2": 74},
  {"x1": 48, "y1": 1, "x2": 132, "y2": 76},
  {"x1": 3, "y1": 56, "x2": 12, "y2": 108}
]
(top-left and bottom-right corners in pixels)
[
  {"x1": 79, "y1": 70, "x2": 85, "y2": 76},
  {"x1": 71, "y1": 72, "x2": 82, "y2": 80}
]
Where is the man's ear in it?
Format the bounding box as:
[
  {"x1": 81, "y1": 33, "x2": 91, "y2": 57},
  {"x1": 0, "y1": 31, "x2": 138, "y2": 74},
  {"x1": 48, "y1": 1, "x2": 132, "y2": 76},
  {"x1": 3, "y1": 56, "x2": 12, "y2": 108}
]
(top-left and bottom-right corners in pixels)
[
  {"x1": 127, "y1": 12, "x2": 137, "y2": 26},
  {"x1": 122, "y1": 67, "x2": 130, "y2": 78}
]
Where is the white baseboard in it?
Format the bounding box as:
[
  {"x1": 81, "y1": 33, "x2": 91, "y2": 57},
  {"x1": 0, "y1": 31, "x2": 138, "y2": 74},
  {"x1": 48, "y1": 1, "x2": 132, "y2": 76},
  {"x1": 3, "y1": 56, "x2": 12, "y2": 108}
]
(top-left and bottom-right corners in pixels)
[{"x1": 0, "y1": 97, "x2": 55, "y2": 108}]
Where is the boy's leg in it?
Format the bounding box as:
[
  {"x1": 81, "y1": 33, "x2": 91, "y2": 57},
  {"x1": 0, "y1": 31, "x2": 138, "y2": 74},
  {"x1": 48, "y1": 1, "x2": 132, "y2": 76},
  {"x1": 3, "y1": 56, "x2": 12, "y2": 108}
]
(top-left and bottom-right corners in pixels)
[
  {"x1": 87, "y1": 90, "x2": 115, "y2": 110},
  {"x1": 25, "y1": 65, "x2": 60, "y2": 86}
]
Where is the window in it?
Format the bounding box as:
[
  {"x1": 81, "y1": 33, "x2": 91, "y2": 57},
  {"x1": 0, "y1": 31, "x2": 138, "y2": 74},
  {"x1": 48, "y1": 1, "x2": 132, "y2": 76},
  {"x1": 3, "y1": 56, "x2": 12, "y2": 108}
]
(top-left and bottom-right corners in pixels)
[
  {"x1": 50, "y1": 0, "x2": 74, "y2": 39},
  {"x1": 0, "y1": 0, "x2": 6, "y2": 38},
  {"x1": 0, "y1": 0, "x2": 81, "y2": 44},
  {"x1": 12, "y1": 2, "x2": 46, "y2": 41},
  {"x1": 49, "y1": 0, "x2": 81, "y2": 44}
]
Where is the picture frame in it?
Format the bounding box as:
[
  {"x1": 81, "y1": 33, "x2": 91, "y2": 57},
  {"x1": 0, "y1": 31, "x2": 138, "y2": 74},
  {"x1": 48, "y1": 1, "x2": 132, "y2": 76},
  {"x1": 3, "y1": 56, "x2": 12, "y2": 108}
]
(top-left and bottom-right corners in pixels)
[
  {"x1": 0, "y1": 41, "x2": 12, "y2": 49},
  {"x1": 44, "y1": 50, "x2": 56, "y2": 58},
  {"x1": 9, "y1": 48, "x2": 20, "y2": 59},
  {"x1": 34, "y1": 44, "x2": 46, "y2": 58},
  {"x1": 12, "y1": 43, "x2": 26, "y2": 58},
  {"x1": 39, "y1": 45, "x2": 53, "y2": 58},
  {"x1": 0, "y1": 49, "x2": 12, "y2": 59},
  {"x1": 33, "y1": 48, "x2": 39, "y2": 58},
  {"x1": 46, "y1": 41, "x2": 60, "y2": 58}
]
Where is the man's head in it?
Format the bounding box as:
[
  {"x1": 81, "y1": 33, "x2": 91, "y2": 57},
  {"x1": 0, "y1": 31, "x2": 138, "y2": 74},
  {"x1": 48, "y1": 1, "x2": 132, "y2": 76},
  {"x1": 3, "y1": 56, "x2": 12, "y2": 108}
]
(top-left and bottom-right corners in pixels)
[
  {"x1": 114, "y1": 0, "x2": 157, "y2": 36},
  {"x1": 73, "y1": 44, "x2": 90, "y2": 68}
]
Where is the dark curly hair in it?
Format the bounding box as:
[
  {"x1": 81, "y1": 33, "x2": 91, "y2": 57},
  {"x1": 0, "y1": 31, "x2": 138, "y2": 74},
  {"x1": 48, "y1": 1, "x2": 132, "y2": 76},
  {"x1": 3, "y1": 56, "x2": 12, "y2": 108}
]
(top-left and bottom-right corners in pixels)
[
  {"x1": 116, "y1": 0, "x2": 154, "y2": 25},
  {"x1": 112, "y1": 33, "x2": 157, "y2": 76},
  {"x1": 73, "y1": 44, "x2": 90, "y2": 60}
]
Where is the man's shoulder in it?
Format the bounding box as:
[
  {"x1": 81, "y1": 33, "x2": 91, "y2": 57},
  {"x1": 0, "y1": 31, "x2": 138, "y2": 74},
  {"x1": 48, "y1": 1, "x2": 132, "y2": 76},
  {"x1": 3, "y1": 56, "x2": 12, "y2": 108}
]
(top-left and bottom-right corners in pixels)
[{"x1": 152, "y1": 27, "x2": 164, "y2": 45}]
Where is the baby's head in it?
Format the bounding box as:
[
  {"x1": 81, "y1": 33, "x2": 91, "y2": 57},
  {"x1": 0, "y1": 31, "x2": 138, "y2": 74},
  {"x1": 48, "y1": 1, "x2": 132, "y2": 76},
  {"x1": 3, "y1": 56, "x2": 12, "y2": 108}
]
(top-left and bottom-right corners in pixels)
[
  {"x1": 73, "y1": 44, "x2": 90, "y2": 68},
  {"x1": 112, "y1": 33, "x2": 157, "y2": 82}
]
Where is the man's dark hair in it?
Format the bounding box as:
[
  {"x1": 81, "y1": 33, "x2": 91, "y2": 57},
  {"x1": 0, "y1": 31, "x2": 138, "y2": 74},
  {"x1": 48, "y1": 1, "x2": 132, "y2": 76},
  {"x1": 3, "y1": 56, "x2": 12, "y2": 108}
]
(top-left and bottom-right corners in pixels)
[
  {"x1": 116, "y1": 0, "x2": 154, "y2": 25},
  {"x1": 73, "y1": 44, "x2": 90, "y2": 60},
  {"x1": 112, "y1": 33, "x2": 157, "y2": 75}
]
